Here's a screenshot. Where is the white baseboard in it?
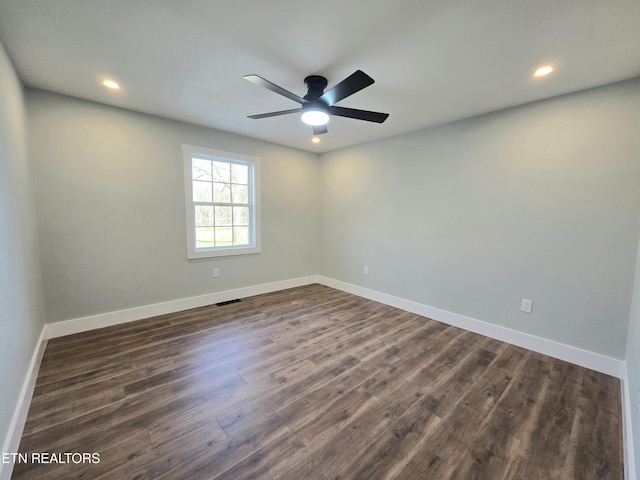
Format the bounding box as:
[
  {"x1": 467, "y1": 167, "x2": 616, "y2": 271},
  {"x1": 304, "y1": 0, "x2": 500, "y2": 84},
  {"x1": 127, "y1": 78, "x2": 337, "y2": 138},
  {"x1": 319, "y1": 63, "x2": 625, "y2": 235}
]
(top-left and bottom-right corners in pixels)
[
  {"x1": 5, "y1": 275, "x2": 635, "y2": 479},
  {"x1": 317, "y1": 276, "x2": 624, "y2": 378},
  {"x1": 0, "y1": 327, "x2": 47, "y2": 480},
  {"x1": 43, "y1": 276, "x2": 318, "y2": 339},
  {"x1": 43, "y1": 273, "x2": 624, "y2": 377},
  {"x1": 319, "y1": 277, "x2": 640, "y2": 477},
  {"x1": 1, "y1": 276, "x2": 315, "y2": 479},
  {"x1": 622, "y1": 365, "x2": 637, "y2": 480}
]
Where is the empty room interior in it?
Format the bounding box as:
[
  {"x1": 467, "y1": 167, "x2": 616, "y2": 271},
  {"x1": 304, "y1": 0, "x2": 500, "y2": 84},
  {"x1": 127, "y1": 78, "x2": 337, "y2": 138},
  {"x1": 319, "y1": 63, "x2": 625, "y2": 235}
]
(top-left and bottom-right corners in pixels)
[{"x1": 1, "y1": 1, "x2": 640, "y2": 479}]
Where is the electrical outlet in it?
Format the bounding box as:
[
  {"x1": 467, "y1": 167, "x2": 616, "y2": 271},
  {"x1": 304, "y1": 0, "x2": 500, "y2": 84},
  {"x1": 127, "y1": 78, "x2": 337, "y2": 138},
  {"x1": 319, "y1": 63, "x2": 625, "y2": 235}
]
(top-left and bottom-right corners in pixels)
[
  {"x1": 213, "y1": 267, "x2": 220, "y2": 278},
  {"x1": 363, "y1": 266, "x2": 369, "y2": 276},
  {"x1": 520, "y1": 298, "x2": 533, "y2": 313}
]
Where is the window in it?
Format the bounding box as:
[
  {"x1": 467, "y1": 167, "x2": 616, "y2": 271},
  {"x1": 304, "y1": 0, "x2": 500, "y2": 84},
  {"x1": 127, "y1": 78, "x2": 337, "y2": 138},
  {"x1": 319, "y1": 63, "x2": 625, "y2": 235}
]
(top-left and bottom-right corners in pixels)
[{"x1": 182, "y1": 144, "x2": 260, "y2": 259}]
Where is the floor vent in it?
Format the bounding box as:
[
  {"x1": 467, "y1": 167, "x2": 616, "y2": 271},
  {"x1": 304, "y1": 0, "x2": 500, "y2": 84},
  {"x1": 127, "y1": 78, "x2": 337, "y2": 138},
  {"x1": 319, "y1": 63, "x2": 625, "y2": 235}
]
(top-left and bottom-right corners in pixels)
[{"x1": 216, "y1": 299, "x2": 241, "y2": 307}]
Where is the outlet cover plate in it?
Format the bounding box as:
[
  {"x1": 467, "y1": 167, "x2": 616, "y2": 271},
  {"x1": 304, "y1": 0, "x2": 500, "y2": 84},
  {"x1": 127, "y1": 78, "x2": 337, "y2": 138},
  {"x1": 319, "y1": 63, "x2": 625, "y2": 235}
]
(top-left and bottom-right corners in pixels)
[{"x1": 521, "y1": 298, "x2": 533, "y2": 313}]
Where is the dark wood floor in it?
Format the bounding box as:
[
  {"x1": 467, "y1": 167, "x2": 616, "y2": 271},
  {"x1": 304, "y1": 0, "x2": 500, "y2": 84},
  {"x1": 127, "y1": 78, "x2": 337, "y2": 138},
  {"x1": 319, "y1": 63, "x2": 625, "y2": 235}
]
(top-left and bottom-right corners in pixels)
[{"x1": 14, "y1": 284, "x2": 623, "y2": 479}]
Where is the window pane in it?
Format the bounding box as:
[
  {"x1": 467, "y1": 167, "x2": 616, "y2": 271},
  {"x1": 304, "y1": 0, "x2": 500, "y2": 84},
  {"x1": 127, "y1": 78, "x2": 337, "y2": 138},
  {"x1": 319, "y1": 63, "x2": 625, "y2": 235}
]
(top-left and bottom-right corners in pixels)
[
  {"x1": 233, "y1": 206, "x2": 249, "y2": 226},
  {"x1": 231, "y1": 184, "x2": 248, "y2": 204},
  {"x1": 195, "y1": 227, "x2": 214, "y2": 248},
  {"x1": 212, "y1": 161, "x2": 231, "y2": 183},
  {"x1": 231, "y1": 163, "x2": 248, "y2": 184},
  {"x1": 213, "y1": 182, "x2": 231, "y2": 203},
  {"x1": 234, "y1": 226, "x2": 249, "y2": 246},
  {"x1": 193, "y1": 181, "x2": 212, "y2": 202},
  {"x1": 192, "y1": 158, "x2": 212, "y2": 181},
  {"x1": 184, "y1": 145, "x2": 259, "y2": 259},
  {"x1": 215, "y1": 206, "x2": 232, "y2": 226},
  {"x1": 195, "y1": 206, "x2": 213, "y2": 226},
  {"x1": 215, "y1": 227, "x2": 233, "y2": 246}
]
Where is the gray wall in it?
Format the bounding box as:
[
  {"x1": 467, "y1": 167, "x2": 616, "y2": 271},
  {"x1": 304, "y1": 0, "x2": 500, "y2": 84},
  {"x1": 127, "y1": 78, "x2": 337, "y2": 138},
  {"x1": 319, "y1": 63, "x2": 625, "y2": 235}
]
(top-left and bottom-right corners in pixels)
[
  {"x1": 0, "y1": 43, "x2": 44, "y2": 449},
  {"x1": 17, "y1": 69, "x2": 640, "y2": 476},
  {"x1": 27, "y1": 80, "x2": 640, "y2": 358},
  {"x1": 26, "y1": 89, "x2": 319, "y2": 323},
  {"x1": 319, "y1": 78, "x2": 640, "y2": 359},
  {"x1": 627, "y1": 219, "x2": 640, "y2": 478}
]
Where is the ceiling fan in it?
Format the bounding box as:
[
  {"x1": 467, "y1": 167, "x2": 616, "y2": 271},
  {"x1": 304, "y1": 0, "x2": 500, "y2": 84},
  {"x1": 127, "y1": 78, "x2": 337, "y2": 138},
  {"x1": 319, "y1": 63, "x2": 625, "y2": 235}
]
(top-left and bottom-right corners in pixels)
[{"x1": 243, "y1": 70, "x2": 389, "y2": 135}]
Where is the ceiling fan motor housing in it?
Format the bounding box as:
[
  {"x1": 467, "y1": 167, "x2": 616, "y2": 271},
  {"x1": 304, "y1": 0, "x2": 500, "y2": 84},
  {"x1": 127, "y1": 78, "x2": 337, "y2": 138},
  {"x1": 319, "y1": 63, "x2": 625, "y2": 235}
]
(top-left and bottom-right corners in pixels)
[{"x1": 303, "y1": 75, "x2": 328, "y2": 102}]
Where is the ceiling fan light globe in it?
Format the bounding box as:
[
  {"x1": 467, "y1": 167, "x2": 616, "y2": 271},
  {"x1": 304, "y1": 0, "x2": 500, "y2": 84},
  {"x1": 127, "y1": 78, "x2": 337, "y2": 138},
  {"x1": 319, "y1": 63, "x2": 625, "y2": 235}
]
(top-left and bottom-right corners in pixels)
[{"x1": 301, "y1": 109, "x2": 329, "y2": 126}]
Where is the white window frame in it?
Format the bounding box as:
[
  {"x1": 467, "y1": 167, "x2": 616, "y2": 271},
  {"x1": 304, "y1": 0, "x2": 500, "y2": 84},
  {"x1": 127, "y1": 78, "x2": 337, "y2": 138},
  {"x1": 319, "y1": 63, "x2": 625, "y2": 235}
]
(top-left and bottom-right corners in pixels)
[{"x1": 182, "y1": 144, "x2": 261, "y2": 259}]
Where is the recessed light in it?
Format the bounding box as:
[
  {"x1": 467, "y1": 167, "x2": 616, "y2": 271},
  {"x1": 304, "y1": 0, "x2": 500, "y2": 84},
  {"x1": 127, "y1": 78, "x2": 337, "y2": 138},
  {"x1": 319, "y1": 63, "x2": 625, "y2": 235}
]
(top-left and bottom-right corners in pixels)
[
  {"x1": 102, "y1": 79, "x2": 120, "y2": 90},
  {"x1": 312, "y1": 137, "x2": 320, "y2": 143},
  {"x1": 533, "y1": 65, "x2": 554, "y2": 77}
]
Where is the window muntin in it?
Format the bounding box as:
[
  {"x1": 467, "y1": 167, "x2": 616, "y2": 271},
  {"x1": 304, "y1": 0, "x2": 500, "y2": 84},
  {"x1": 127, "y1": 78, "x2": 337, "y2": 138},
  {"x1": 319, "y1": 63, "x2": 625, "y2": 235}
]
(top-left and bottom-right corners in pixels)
[{"x1": 183, "y1": 145, "x2": 260, "y2": 259}]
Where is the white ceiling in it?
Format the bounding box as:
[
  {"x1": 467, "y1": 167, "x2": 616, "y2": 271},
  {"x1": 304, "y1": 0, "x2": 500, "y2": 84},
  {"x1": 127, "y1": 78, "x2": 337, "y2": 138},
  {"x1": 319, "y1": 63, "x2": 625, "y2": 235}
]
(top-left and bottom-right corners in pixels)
[{"x1": 1, "y1": 0, "x2": 640, "y2": 153}]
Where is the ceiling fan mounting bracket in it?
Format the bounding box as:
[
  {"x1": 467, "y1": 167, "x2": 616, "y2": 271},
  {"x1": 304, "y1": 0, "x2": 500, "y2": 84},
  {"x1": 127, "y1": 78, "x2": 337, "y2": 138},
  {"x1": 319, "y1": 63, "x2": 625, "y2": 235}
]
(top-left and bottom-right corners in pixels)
[{"x1": 303, "y1": 75, "x2": 328, "y2": 101}]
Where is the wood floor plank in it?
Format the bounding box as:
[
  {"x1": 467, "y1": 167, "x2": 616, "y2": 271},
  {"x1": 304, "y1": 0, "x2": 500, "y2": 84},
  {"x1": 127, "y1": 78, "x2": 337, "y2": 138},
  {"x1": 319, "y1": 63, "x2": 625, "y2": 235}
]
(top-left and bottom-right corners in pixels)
[
  {"x1": 146, "y1": 398, "x2": 228, "y2": 449},
  {"x1": 212, "y1": 353, "x2": 362, "y2": 439},
  {"x1": 12, "y1": 284, "x2": 624, "y2": 480},
  {"x1": 396, "y1": 450, "x2": 456, "y2": 479},
  {"x1": 457, "y1": 363, "x2": 515, "y2": 417},
  {"x1": 449, "y1": 421, "x2": 522, "y2": 480},
  {"x1": 417, "y1": 344, "x2": 496, "y2": 417},
  {"x1": 485, "y1": 352, "x2": 550, "y2": 439},
  {"x1": 152, "y1": 413, "x2": 290, "y2": 480},
  {"x1": 218, "y1": 386, "x2": 380, "y2": 480},
  {"x1": 420, "y1": 403, "x2": 488, "y2": 468},
  {"x1": 333, "y1": 405, "x2": 442, "y2": 480},
  {"x1": 503, "y1": 456, "x2": 555, "y2": 480},
  {"x1": 13, "y1": 429, "x2": 155, "y2": 480},
  {"x1": 562, "y1": 371, "x2": 624, "y2": 479}
]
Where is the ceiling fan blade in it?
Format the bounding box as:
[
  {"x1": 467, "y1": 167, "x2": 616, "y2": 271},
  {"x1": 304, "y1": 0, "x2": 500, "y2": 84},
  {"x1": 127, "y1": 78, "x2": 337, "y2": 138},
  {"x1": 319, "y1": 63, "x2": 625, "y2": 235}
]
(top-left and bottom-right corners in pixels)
[
  {"x1": 312, "y1": 125, "x2": 328, "y2": 135},
  {"x1": 319, "y1": 70, "x2": 374, "y2": 106},
  {"x1": 327, "y1": 106, "x2": 389, "y2": 123},
  {"x1": 247, "y1": 108, "x2": 301, "y2": 119},
  {"x1": 244, "y1": 74, "x2": 307, "y2": 105}
]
